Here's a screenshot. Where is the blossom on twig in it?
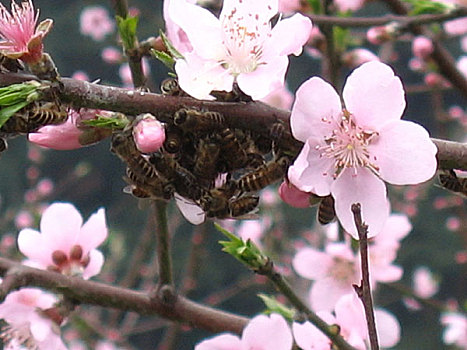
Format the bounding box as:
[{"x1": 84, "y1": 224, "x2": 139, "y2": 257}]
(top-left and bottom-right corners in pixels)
[{"x1": 288, "y1": 61, "x2": 437, "y2": 238}]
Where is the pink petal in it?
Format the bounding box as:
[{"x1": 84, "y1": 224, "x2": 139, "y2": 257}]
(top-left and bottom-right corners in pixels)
[
  {"x1": 292, "y1": 247, "x2": 333, "y2": 280},
  {"x1": 78, "y1": 208, "x2": 107, "y2": 254},
  {"x1": 168, "y1": 0, "x2": 224, "y2": 60},
  {"x1": 39, "y1": 203, "x2": 83, "y2": 252},
  {"x1": 242, "y1": 314, "x2": 293, "y2": 350},
  {"x1": 30, "y1": 315, "x2": 52, "y2": 341},
  {"x1": 195, "y1": 334, "x2": 242, "y2": 350},
  {"x1": 288, "y1": 139, "x2": 335, "y2": 195},
  {"x1": 175, "y1": 52, "x2": 233, "y2": 100},
  {"x1": 335, "y1": 294, "x2": 367, "y2": 339},
  {"x1": 371, "y1": 263, "x2": 403, "y2": 283},
  {"x1": 221, "y1": 0, "x2": 278, "y2": 23},
  {"x1": 28, "y1": 118, "x2": 83, "y2": 150},
  {"x1": 265, "y1": 13, "x2": 312, "y2": 57},
  {"x1": 278, "y1": 181, "x2": 311, "y2": 208},
  {"x1": 370, "y1": 120, "x2": 437, "y2": 185},
  {"x1": 17, "y1": 228, "x2": 52, "y2": 266},
  {"x1": 375, "y1": 309, "x2": 401, "y2": 348},
  {"x1": 237, "y1": 55, "x2": 288, "y2": 100},
  {"x1": 82, "y1": 249, "x2": 104, "y2": 279},
  {"x1": 343, "y1": 61, "x2": 405, "y2": 130},
  {"x1": 292, "y1": 320, "x2": 333, "y2": 350},
  {"x1": 291, "y1": 77, "x2": 342, "y2": 142},
  {"x1": 311, "y1": 278, "x2": 353, "y2": 312},
  {"x1": 331, "y1": 168, "x2": 390, "y2": 239}
]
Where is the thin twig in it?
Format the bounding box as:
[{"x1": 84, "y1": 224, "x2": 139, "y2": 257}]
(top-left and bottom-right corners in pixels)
[
  {"x1": 351, "y1": 203, "x2": 379, "y2": 350},
  {"x1": 153, "y1": 200, "x2": 173, "y2": 287}
]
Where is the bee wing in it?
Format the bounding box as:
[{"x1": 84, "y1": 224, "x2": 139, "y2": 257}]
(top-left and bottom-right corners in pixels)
[{"x1": 175, "y1": 193, "x2": 206, "y2": 225}]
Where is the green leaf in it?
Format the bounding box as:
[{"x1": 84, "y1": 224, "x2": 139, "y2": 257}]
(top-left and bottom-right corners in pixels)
[
  {"x1": 307, "y1": 0, "x2": 323, "y2": 14},
  {"x1": 81, "y1": 114, "x2": 129, "y2": 129},
  {"x1": 150, "y1": 49, "x2": 175, "y2": 70},
  {"x1": 403, "y1": 0, "x2": 453, "y2": 15},
  {"x1": 0, "y1": 82, "x2": 40, "y2": 106},
  {"x1": 116, "y1": 15, "x2": 139, "y2": 50},
  {"x1": 0, "y1": 101, "x2": 29, "y2": 128},
  {"x1": 160, "y1": 30, "x2": 184, "y2": 60},
  {"x1": 258, "y1": 294, "x2": 296, "y2": 321}
]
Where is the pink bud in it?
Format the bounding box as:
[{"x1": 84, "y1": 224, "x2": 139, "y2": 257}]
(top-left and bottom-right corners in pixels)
[
  {"x1": 71, "y1": 71, "x2": 90, "y2": 81},
  {"x1": 278, "y1": 181, "x2": 311, "y2": 208},
  {"x1": 101, "y1": 47, "x2": 122, "y2": 64},
  {"x1": 367, "y1": 26, "x2": 387, "y2": 45},
  {"x1": 412, "y1": 36, "x2": 433, "y2": 59},
  {"x1": 133, "y1": 114, "x2": 166, "y2": 153},
  {"x1": 342, "y1": 48, "x2": 379, "y2": 68}
]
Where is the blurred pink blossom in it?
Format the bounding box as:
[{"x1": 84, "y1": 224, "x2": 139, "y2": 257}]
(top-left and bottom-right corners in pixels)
[
  {"x1": 195, "y1": 313, "x2": 293, "y2": 350},
  {"x1": 366, "y1": 25, "x2": 397, "y2": 45},
  {"x1": 71, "y1": 70, "x2": 89, "y2": 81},
  {"x1": 260, "y1": 83, "x2": 294, "y2": 110},
  {"x1": 461, "y1": 35, "x2": 467, "y2": 52},
  {"x1": 413, "y1": 266, "x2": 439, "y2": 298},
  {"x1": 0, "y1": 0, "x2": 52, "y2": 63},
  {"x1": 412, "y1": 36, "x2": 433, "y2": 59},
  {"x1": 441, "y1": 312, "x2": 467, "y2": 348},
  {"x1": 446, "y1": 216, "x2": 461, "y2": 231},
  {"x1": 278, "y1": 0, "x2": 302, "y2": 14},
  {"x1": 0, "y1": 288, "x2": 67, "y2": 350},
  {"x1": 101, "y1": 46, "x2": 122, "y2": 64},
  {"x1": 287, "y1": 61, "x2": 437, "y2": 238},
  {"x1": 334, "y1": 0, "x2": 365, "y2": 12},
  {"x1": 17, "y1": 202, "x2": 108, "y2": 279},
  {"x1": 133, "y1": 115, "x2": 166, "y2": 153},
  {"x1": 36, "y1": 178, "x2": 54, "y2": 197},
  {"x1": 236, "y1": 219, "x2": 270, "y2": 247},
  {"x1": 166, "y1": 0, "x2": 312, "y2": 100},
  {"x1": 79, "y1": 6, "x2": 115, "y2": 41},
  {"x1": 457, "y1": 55, "x2": 467, "y2": 78},
  {"x1": 15, "y1": 210, "x2": 34, "y2": 229},
  {"x1": 342, "y1": 48, "x2": 380, "y2": 68},
  {"x1": 119, "y1": 58, "x2": 151, "y2": 87}
]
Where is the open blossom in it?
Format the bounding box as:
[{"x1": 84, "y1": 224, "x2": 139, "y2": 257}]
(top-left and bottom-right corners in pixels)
[
  {"x1": 0, "y1": 288, "x2": 66, "y2": 350},
  {"x1": 166, "y1": 0, "x2": 312, "y2": 100},
  {"x1": 441, "y1": 312, "x2": 467, "y2": 348},
  {"x1": 79, "y1": 6, "x2": 115, "y2": 41},
  {"x1": 195, "y1": 313, "x2": 293, "y2": 350},
  {"x1": 288, "y1": 61, "x2": 437, "y2": 238},
  {"x1": 0, "y1": 0, "x2": 52, "y2": 63},
  {"x1": 17, "y1": 202, "x2": 108, "y2": 279}
]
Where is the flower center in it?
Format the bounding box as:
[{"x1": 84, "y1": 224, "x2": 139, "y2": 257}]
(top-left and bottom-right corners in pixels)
[
  {"x1": 329, "y1": 257, "x2": 356, "y2": 283},
  {"x1": 317, "y1": 109, "x2": 379, "y2": 178},
  {"x1": 220, "y1": 8, "x2": 269, "y2": 75},
  {"x1": 49, "y1": 245, "x2": 90, "y2": 277}
]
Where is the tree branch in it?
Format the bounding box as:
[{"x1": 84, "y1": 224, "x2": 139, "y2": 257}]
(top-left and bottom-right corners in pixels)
[{"x1": 0, "y1": 257, "x2": 248, "y2": 335}]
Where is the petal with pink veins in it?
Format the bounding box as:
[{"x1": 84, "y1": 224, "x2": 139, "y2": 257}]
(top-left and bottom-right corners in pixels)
[
  {"x1": 291, "y1": 77, "x2": 342, "y2": 142},
  {"x1": 331, "y1": 168, "x2": 390, "y2": 239},
  {"x1": 242, "y1": 314, "x2": 293, "y2": 350},
  {"x1": 343, "y1": 61, "x2": 405, "y2": 130},
  {"x1": 79, "y1": 208, "x2": 107, "y2": 254},
  {"x1": 288, "y1": 139, "x2": 335, "y2": 195},
  {"x1": 264, "y1": 13, "x2": 312, "y2": 57},
  {"x1": 237, "y1": 56, "x2": 288, "y2": 100},
  {"x1": 370, "y1": 120, "x2": 437, "y2": 185},
  {"x1": 39, "y1": 203, "x2": 83, "y2": 251},
  {"x1": 293, "y1": 247, "x2": 333, "y2": 280},
  {"x1": 168, "y1": 0, "x2": 223, "y2": 60}
]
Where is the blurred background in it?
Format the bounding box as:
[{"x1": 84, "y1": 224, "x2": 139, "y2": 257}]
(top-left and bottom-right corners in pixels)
[{"x1": 0, "y1": 0, "x2": 465, "y2": 349}]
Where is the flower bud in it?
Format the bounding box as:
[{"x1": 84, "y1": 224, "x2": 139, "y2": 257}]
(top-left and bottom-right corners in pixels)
[
  {"x1": 133, "y1": 114, "x2": 166, "y2": 153},
  {"x1": 412, "y1": 36, "x2": 433, "y2": 59}
]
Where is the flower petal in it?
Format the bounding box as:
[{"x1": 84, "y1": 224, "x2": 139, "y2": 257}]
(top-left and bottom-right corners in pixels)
[
  {"x1": 343, "y1": 61, "x2": 405, "y2": 129},
  {"x1": 292, "y1": 320, "x2": 333, "y2": 350},
  {"x1": 371, "y1": 120, "x2": 437, "y2": 185},
  {"x1": 17, "y1": 228, "x2": 52, "y2": 267},
  {"x1": 310, "y1": 277, "x2": 353, "y2": 312},
  {"x1": 288, "y1": 139, "x2": 335, "y2": 195},
  {"x1": 265, "y1": 13, "x2": 312, "y2": 57},
  {"x1": 292, "y1": 247, "x2": 333, "y2": 280},
  {"x1": 375, "y1": 308, "x2": 401, "y2": 348},
  {"x1": 168, "y1": 0, "x2": 223, "y2": 60},
  {"x1": 39, "y1": 203, "x2": 83, "y2": 251},
  {"x1": 331, "y1": 168, "x2": 390, "y2": 239},
  {"x1": 82, "y1": 249, "x2": 104, "y2": 279},
  {"x1": 237, "y1": 55, "x2": 288, "y2": 100},
  {"x1": 195, "y1": 333, "x2": 242, "y2": 350},
  {"x1": 78, "y1": 208, "x2": 107, "y2": 254},
  {"x1": 242, "y1": 314, "x2": 293, "y2": 350},
  {"x1": 291, "y1": 77, "x2": 342, "y2": 142}
]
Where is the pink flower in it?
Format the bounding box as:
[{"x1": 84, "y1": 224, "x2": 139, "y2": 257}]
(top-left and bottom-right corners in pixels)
[
  {"x1": 292, "y1": 312, "x2": 335, "y2": 350},
  {"x1": 163, "y1": 0, "x2": 194, "y2": 54},
  {"x1": 79, "y1": 6, "x2": 115, "y2": 42},
  {"x1": 166, "y1": 0, "x2": 312, "y2": 100},
  {"x1": 413, "y1": 266, "x2": 439, "y2": 298},
  {"x1": 334, "y1": 0, "x2": 365, "y2": 12},
  {"x1": 101, "y1": 46, "x2": 122, "y2": 64},
  {"x1": 17, "y1": 202, "x2": 108, "y2": 279},
  {"x1": 0, "y1": 0, "x2": 52, "y2": 63},
  {"x1": 412, "y1": 36, "x2": 433, "y2": 59},
  {"x1": 288, "y1": 61, "x2": 437, "y2": 238},
  {"x1": 441, "y1": 312, "x2": 467, "y2": 348},
  {"x1": 133, "y1": 114, "x2": 166, "y2": 154},
  {"x1": 195, "y1": 313, "x2": 293, "y2": 350},
  {"x1": 0, "y1": 288, "x2": 67, "y2": 350}
]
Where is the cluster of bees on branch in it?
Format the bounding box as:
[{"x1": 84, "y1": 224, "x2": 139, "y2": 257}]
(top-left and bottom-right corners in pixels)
[{"x1": 110, "y1": 81, "x2": 297, "y2": 223}]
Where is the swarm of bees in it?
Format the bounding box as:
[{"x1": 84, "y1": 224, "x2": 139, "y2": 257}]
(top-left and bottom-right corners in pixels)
[
  {"x1": 111, "y1": 81, "x2": 295, "y2": 222},
  {"x1": 0, "y1": 100, "x2": 69, "y2": 152},
  {"x1": 438, "y1": 169, "x2": 467, "y2": 197}
]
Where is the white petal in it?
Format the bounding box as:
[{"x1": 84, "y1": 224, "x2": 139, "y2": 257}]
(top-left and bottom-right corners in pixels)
[
  {"x1": 17, "y1": 229, "x2": 52, "y2": 267},
  {"x1": 311, "y1": 278, "x2": 353, "y2": 312},
  {"x1": 195, "y1": 333, "x2": 242, "y2": 350},
  {"x1": 79, "y1": 208, "x2": 108, "y2": 253},
  {"x1": 82, "y1": 249, "x2": 104, "y2": 279},
  {"x1": 242, "y1": 314, "x2": 293, "y2": 350},
  {"x1": 375, "y1": 308, "x2": 401, "y2": 348},
  {"x1": 292, "y1": 247, "x2": 333, "y2": 280},
  {"x1": 331, "y1": 168, "x2": 390, "y2": 239},
  {"x1": 291, "y1": 77, "x2": 342, "y2": 142},
  {"x1": 370, "y1": 120, "x2": 438, "y2": 185},
  {"x1": 343, "y1": 61, "x2": 406, "y2": 130}
]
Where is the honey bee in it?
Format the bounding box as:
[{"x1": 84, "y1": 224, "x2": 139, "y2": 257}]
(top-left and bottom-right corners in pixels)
[
  {"x1": 236, "y1": 156, "x2": 290, "y2": 193},
  {"x1": 173, "y1": 108, "x2": 224, "y2": 132},
  {"x1": 200, "y1": 188, "x2": 259, "y2": 219},
  {"x1": 317, "y1": 195, "x2": 336, "y2": 225},
  {"x1": 194, "y1": 138, "x2": 220, "y2": 183},
  {"x1": 0, "y1": 101, "x2": 68, "y2": 134},
  {"x1": 217, "y1": 127, "x2": 249, "y2": 171},
  {"x1": 125, "y1": 167, "x2": 175, "y2": 200},
  {"x1": 162, "y1": 125, "x2": 184, "y2": 154},
  {"x1": 160, "y1": 78, "x2": 184, "y2": 96},
  {"x1": 0, "y1": 55, "x2": 23, "y2": 73},
  {"x1": 229, "y1": 195, "x2": 260, "y2": 218},
  {"x1": 439, "y1": 170, "x2": 467, "y2": 196},
  {"x1": 0, "y1": 137, "x2": 7, "y2": 154}
]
